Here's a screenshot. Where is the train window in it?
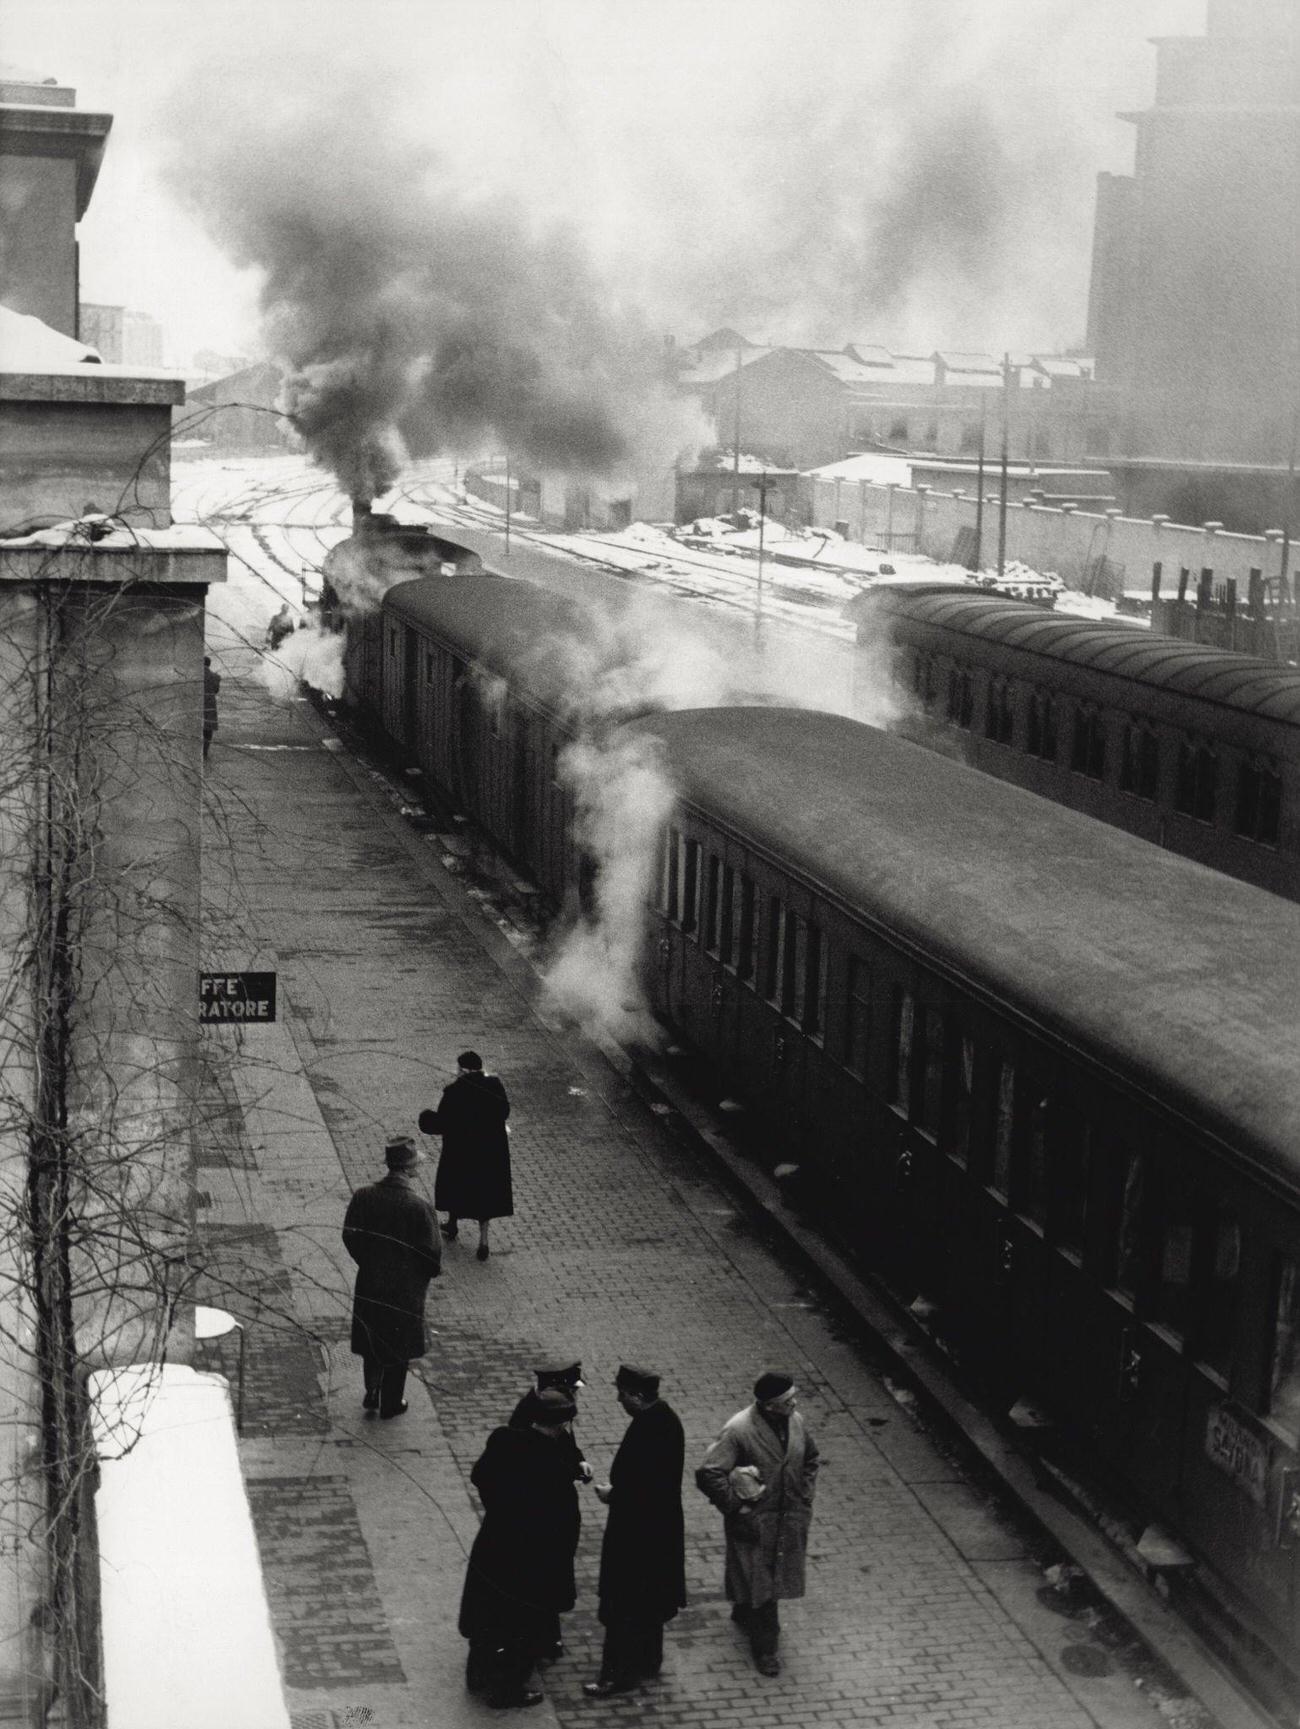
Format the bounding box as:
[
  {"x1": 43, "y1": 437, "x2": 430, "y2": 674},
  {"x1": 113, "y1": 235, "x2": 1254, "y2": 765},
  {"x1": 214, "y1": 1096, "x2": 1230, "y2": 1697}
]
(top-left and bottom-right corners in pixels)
[
  {"x1": 1268, "y1": 1258, "x2": 1300, "y2": 1434},
  {"x1": 946, "y1": 666, "x2": 974, "y2": 730},
  {"x1": 1022, "y1": 1091, "x2": 1050, "y2": 1226},
  {"x1": 1070, "y1": 706, "x2": 1106, "y2": 780},
  {"x1": 720, "y1": 866, "x2": 735, "y2": 965},
  {"x1": 1111, "y1": 1151, "x2": 1146, "y2": 1298},
  {"x1": 784, "y1": 912, "x2": 806, "y2": 1021},
  {"x1": 704, "y1": 855, "x2": 722, "y2": 953},
  {"x1": 917, "y1": 1008, "x2": 944, "y2": 1136},
  {"x1": 888, "y1": 987, "x2": 914, "y2": 1110},
  {"x1": 990, "y1": 1060, "x2": 1015, "y2": 1195},
  {"x1": 843, "y1": 956, "x2": 872, "y2": 1078},
  {"x1": 944, "y1": 1032, "x2": 976, "y2": 1166},
  {"x1": 732, "y1": 874, "x2": 757, "y2": 981},
  {"x1": 765, "y1": 897, "x2": 785, "y2": 1003},
  {"x1": 1175, "y1": 737, "x2": 1217, "y2": 823},
  {"x1": 922, "y1": 657, "x2": 936, "y2": 712},
  {"x1": 805, "y1": 925, "x2": 827, "y2": 1042},
  {"x1": 661, "y1": 827, "x2": 681, "y2": 919},
  {"x1": 984, "y1": 677, "x2": 1014, "y2": 745},
  {"x1": 1198, "y1": 1208, "x2": 1240, "y2": 1381},
  {"x1": 424, "y1": 651, "x2": 434, "y2": 685},
  {"x1": 1234, "y1": 756, "x2": 1282, "y2": 845},
  {"x1": 680, "y1": 839, "x2": 700, "y2": 934},
  {"x1": 1154, "y1": 1202, "x2": 1195, "y2": 1341},
  {"x1": 1119, "y1": 719, "x2": 1159, "y2": 801},
  {"x1": 912, "y1": 653, "x2": 925, "y2": 698},
  {"x1": 389, "y1": 627, "x2": 399, "y2": 659},
  {"x1": 1026, "y1": 690, "x2": 1057, "y2": 761},
  {"x1": 1055, "y1": 1120, "x2": 1093, "y2": 1256},
  {"x1": 551, "y1": 743, "x2": 563, "y2": 788}
]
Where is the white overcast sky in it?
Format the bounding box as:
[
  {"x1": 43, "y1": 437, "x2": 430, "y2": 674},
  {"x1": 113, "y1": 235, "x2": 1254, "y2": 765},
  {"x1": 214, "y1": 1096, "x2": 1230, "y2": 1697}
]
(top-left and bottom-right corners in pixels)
[{"x1": 7, "y1": 0, "x2": 1203, "y2": 367}]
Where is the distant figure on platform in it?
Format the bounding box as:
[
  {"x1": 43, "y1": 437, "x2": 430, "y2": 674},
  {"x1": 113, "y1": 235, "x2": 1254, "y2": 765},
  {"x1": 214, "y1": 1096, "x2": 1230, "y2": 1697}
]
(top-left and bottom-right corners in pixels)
[
  {"x1": 695, "y1": 1372, "x2": 820, "y2": 1677},
  {"x1": 508, "y1": 1358, "x2": 591, "y2": 1666},
  {"x1": 458, "y1": 1386, "x2": 583, "y2": 1709},
  {"x1": 267, "y1": 601, "x2": 295, "y2": 651},
  {"x1": 418, "y1": 1050, "x2": 511, "y2": 1261},
  {"x1": 341, "y1": 1135, "x2": 440, "y2": 1419},
  {"x1": 202, "y1": 656, "x2": 220, "y2": 760},
  {"x1": 583, "y1": 1365, "x2": 686, "y2": 1698}
]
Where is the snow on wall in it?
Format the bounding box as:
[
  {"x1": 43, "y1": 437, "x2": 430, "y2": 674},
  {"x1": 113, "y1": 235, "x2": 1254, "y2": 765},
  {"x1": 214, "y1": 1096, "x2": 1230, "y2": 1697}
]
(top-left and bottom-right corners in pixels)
[{"x1": 89, "y1": 1363, "x2": 289, "y2": 1729}]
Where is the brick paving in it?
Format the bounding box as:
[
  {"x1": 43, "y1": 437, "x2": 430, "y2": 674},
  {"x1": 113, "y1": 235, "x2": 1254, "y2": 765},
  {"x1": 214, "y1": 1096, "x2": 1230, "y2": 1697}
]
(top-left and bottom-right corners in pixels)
[{"x1": 196, "y1": 644, "x2": 1216, "y2": 1729}]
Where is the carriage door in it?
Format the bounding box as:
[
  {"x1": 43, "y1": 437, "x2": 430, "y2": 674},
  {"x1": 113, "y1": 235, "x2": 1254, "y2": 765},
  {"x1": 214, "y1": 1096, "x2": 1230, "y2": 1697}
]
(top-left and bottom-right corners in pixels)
[{"x1": 401, "y1": 626, "x2": 419, "y2": 753}]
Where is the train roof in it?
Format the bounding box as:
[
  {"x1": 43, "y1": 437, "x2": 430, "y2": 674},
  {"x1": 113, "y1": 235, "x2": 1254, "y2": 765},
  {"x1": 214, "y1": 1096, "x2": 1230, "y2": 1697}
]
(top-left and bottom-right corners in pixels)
[
  {"x1": 866, "y1": 588, "x2": 1300, "y2": 724},
  {"x1": 632, "y1": 706, "x2": 1300, "y2": 1189},
  {"x1": 385, "y1": 574, "x2": 592, "y2": 712}
]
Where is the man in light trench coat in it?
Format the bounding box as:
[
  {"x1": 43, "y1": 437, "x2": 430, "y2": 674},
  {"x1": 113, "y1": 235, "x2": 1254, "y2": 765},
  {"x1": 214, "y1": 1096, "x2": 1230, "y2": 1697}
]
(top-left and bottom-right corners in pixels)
[{"x1": 695, "y1": 1371, "x2": 820, "y2": 1677}]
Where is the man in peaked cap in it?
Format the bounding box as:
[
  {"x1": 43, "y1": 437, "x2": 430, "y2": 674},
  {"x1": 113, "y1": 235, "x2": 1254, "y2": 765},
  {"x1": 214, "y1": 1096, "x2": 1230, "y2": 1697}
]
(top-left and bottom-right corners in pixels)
[
  {"x1": 582, "y1": 1366, "x2": 686, "y2": 1698},
  {"x1": 459, "y1": 1386, "x2": 583, "y2": 1708},
  {"x1": 507, "y1": 1358, "x2": 591, "y2": 1663},
  {"x1": 695, "y1": 1372, "x2": 820, "y2": 1677},
  {"x1": 341, "y1": 1136, "x2": 440, "y2": 1419}
]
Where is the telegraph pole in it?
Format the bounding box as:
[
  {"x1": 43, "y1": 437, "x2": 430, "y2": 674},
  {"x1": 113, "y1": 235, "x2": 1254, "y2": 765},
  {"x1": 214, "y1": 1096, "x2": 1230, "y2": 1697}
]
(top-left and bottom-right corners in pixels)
[
  {"x1": 504, "y1": 451, "x2": 511, "y2": 557},
  {"x1": 731, "y1": 346, "x2": 743, "y2": 516},
  {"x1": 997, "y1": 353, "x2": 1011, "y2": 579},
  {"x1": 756, "y1": 473, "x2": 768, "y2": 630},
  {"x1": 972, "y1": 397, "x2": 987, "y2": 572}
]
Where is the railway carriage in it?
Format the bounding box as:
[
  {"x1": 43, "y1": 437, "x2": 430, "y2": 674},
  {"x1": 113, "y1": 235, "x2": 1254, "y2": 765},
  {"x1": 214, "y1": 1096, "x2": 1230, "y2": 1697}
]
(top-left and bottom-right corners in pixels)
[
  {"x1": 347, "y1": 570, "x2": 1300, "y2": 1671},
  {"x1": 633, "y1": 705, "x2": 1300, "y2": 1662},
  {"x1": 850, "y1": 585, "x2": 1300, "y2": 900}
]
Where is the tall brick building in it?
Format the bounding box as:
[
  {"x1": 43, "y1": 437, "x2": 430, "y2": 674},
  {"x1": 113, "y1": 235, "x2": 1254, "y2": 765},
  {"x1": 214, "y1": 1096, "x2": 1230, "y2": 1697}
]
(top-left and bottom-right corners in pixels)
[{"x1": 1087, "y1": 0, "x2": 1300, "y2": 528}]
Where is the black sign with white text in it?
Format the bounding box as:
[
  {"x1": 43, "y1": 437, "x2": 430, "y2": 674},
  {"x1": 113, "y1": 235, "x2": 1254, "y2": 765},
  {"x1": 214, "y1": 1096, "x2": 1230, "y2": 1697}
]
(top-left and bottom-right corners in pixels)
[{"x1": 200, "y1": 972, "x2": 277, "y2": 1024}]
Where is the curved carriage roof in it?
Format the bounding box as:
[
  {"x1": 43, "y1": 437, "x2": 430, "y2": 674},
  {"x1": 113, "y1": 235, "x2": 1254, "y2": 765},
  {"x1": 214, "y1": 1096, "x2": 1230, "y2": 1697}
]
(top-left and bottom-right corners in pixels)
[
  {"x1": 632, "y1": 706, "x2": 1300, "y2": 1191},
  {"x1": 870, "y1": 590, "x2": 1300, "y2": 724},
  {"x1": 385, "y1": 574, "x2": 593, "y2": 713}
]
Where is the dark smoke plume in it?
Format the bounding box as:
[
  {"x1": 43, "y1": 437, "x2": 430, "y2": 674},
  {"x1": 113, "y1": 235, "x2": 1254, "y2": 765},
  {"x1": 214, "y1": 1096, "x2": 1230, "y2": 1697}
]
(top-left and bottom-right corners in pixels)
[{"x1": 166, "y1": 79, "x2": 700, "y2": 498}]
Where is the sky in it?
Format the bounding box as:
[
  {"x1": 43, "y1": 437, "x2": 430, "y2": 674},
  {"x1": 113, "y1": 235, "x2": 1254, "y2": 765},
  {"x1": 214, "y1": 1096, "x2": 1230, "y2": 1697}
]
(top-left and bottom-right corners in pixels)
[{"x1": 6, "y1": 0, "x2": 1204, "y2": 371}]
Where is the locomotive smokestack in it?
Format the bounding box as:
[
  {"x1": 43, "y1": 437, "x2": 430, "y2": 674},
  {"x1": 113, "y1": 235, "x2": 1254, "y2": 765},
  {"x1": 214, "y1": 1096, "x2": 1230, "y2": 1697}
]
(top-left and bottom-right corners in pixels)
[{"x1": 352, "y1": 498, "x2": 374, "y2": 527}]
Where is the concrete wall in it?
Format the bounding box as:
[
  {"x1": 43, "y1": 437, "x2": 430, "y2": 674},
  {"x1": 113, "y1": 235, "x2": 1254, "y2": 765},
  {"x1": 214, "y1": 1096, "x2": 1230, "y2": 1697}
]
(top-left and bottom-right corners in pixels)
[
  {"x1": 809, "y1": 474, "x2": 1296, "y2": 598},
  {"x1": 0, "y1": 392, "x2": 178, "y2": 530},
  {"x1": 0, "y1": 154, "x2": 78, "y2": 335}
]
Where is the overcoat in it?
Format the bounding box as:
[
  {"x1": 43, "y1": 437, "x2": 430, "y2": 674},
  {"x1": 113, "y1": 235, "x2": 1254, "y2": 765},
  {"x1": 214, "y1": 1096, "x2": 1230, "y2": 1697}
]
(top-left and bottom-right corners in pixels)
[
  {"x1": 695, "y1": 1403, "x2": 820, "y2": 1605},
  {"x1": 598, "y1": 1399, "x2": 687, "y2": 1627},
  {"x1": 458, "y1": 1425, "x2": 581, "y2": 1643},
  {"x1": 202, "y1": 666, "x2": 220, "y2": 733},
  {"x1": 342, "y1": 1172, "x2": 440, "y2": 1365},
  {"x1": 425, "y1": 1071, "x2": 513, "y2": 1220},
  {"x1": 509, "y1": 1392, "x2": 586, "y2": 1484}
]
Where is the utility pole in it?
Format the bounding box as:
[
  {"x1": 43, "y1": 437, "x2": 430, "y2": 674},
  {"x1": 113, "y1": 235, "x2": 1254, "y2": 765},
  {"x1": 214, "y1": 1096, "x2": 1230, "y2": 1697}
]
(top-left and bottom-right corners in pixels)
[
  {"x1": 504, "y1": 451, "x2": 511, "y2": 557},
  {"x1": 972, "y1": 397, "x2": 987, "y2": 572},
  {"x1": 731, "y1": 346, "x2": 743, "y2": 517},
  {"x1": 756, "y1": 473, "x2": 768, "y2": 630},
  {"x1": 997, "y1": 352, "x2": 1011, "y2": 580}
]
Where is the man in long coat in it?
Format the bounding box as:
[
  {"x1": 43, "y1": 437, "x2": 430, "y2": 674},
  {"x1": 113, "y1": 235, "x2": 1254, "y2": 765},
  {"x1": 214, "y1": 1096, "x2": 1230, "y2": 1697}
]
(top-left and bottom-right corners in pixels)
[
  {"x1": 695, "y1": 1372, "x2": 820, "y2": 1677},
  {"x1": 419, "y1": 1049, "x2": 511, "y2": 1261},
  {"x1": 341, "y1": 1135, "x2": 440, "y2": 1419},
  {"x1": 458, "y1": 1387, "x2": 582, "y2": 1709},
  {"x1": 583, "y1": 1365, "x2": 686, "y2": 1697}
]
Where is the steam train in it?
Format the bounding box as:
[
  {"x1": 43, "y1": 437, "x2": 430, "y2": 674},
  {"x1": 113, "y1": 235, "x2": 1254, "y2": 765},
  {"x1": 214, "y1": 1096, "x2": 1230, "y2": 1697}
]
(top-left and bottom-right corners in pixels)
[
  {"x1": 342, "y1": 561, "x2": 1300, "y2": 1678},
  {"x1": 847, "y1": 584, "x2": 1300, "y2": 901}
]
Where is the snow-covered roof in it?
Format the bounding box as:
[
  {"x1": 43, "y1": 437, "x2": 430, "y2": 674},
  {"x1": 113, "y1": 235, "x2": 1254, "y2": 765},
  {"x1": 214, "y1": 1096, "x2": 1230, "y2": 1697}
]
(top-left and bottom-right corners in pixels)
[
  {"x1": 934, "y1": 351, "x2": 1001, "y2": 374},
  {"x1": 676, "y1": 345, "x2": 770, "y2": 386},
  {"x1": 808, "y1": 453, "x2": 915, "y2": 485},
  {"x1": 0, "y1": 303, "x2": 100, "y2": 367}
]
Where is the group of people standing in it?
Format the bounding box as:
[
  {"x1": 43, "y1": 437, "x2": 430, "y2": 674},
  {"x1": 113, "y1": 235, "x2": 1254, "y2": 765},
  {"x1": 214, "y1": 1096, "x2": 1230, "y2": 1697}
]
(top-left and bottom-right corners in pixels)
[{"x1": 340, "y1": 1053, "x2": 821, "y2": 1710}]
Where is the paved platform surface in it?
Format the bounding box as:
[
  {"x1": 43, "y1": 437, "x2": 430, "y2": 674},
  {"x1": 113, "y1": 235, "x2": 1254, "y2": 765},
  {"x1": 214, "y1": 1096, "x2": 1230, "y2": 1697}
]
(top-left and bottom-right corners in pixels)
[{"x1": 196, "y1": 639, "x2": 1231, "y2": 1729}]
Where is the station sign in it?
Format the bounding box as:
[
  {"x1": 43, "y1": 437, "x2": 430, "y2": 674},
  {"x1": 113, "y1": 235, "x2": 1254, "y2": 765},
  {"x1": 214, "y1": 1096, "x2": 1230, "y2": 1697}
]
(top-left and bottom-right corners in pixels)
[
  {"x1": 1204, "y1": 1402, "x2": 1269, "y2": 1506},
  {"x1": 200, "y1": 972, "x2": 277, "y2": 1024}
]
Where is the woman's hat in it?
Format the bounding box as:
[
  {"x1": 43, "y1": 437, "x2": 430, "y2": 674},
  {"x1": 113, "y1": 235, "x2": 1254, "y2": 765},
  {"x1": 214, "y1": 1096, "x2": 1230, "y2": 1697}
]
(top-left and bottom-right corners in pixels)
[{"x1": 530, "y1": 1386, "x2": 577, "y2": 1425}]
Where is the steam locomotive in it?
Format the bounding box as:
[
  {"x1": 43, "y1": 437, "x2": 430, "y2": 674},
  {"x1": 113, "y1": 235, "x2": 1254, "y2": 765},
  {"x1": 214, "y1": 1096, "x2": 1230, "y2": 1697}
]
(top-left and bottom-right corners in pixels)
[{"x1": 343, "y1": 564, "x2": 1300, "y2": 1683}]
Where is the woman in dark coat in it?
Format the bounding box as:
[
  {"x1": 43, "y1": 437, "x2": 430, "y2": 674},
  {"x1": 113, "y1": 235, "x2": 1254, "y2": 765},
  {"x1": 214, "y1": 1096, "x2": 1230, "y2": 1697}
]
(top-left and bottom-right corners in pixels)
[
  {"x1": 458, "y1": 1388, "x2": 582, "y2": 1708},
  {"x1": 419, "y1": 1049, "x2": 511, "y2": 1261},
  {"x1": 584, "y1": 1365, "x2": 687, "y2": 1697},
  {"x1": 341, "y1": 1137, "x2": 441, "y2": 1419}
]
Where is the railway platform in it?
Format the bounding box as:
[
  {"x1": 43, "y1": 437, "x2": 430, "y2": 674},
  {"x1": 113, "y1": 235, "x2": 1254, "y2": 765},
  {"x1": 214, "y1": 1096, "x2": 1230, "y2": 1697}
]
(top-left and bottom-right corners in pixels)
[{"x1": 193, "y1": 634, "x2": 1270, "y2": 1729}]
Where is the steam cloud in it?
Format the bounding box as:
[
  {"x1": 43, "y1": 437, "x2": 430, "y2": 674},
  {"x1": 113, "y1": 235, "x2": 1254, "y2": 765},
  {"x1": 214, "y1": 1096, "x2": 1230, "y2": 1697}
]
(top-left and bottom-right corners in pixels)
[
  {"x1": 257, "y1": 619, "x2": 345, "y2": 702},
  {"x1": 166, "y1": 79, "x2": 705, "y2": 499}
]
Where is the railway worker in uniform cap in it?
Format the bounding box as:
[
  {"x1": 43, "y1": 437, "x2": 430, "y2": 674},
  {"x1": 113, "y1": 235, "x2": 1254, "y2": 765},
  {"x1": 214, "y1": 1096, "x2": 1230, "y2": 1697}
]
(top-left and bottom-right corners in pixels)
[
  {"x1": 341, "y1": 1135, "x2": 441, "y2": 1419},
  {"x1": 582, "y1": 1365, "x2": 687, "y2": 1698},
  {"x1": 695, "y1": 1372, "x2": 820, "y2": 1677},
  {"x1": 507, "y1": 1358, "x2": 592, "y2": 1663},
  {"x1": 418, "y1": 1050, "x2": 512, "y2": 1261},
  {"x1": 458, "y1": 1385, "x2": 583, "y2": 1709}
]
